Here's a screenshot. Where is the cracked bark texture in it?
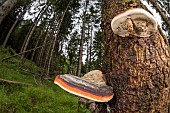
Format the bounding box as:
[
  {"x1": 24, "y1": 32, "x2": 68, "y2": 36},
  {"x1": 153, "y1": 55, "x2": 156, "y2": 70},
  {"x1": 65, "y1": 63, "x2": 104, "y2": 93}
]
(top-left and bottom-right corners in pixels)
[{"x1": 101, "y1": 0, "x2": 170, "y2": 112}]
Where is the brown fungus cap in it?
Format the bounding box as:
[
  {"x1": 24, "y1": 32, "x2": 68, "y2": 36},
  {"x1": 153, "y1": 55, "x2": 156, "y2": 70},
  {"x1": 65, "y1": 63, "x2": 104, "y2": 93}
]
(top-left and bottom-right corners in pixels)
[{"x1": 111, "y1": 8, "x2": 157, "y2": 37}]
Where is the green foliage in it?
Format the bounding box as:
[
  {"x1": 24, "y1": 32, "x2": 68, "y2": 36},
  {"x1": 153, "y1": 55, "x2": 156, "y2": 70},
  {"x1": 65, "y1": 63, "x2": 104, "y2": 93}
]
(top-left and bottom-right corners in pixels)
[{"x1": 0, "y1": 48, "x2": 91, "y2": 113}]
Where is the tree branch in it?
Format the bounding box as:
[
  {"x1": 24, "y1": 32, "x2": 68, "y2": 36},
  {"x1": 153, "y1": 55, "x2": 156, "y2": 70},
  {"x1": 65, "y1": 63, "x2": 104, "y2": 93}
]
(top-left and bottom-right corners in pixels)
[
  {"x1": 1, "y1": 43, "x2": 51, "y2": 62},
  {"x1": 0, "y1": 78, "x2": 33, "y2": 86}
]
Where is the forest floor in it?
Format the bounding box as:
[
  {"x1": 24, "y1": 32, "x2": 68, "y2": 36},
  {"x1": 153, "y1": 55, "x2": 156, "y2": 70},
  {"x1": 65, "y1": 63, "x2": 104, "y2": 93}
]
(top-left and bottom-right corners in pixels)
[{"x1": 0, "y1": 47, "x2": 90, "y2": 113}]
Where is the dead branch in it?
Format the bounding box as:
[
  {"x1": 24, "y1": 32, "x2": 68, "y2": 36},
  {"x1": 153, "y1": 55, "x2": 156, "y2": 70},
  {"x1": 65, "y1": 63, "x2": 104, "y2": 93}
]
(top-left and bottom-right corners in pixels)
[
  {"x1": 0, "y1": 78, "x2": 33, "y2": 86},
  {"x1": 1, "y1": 43, "x2": 51, "y2": 62}
]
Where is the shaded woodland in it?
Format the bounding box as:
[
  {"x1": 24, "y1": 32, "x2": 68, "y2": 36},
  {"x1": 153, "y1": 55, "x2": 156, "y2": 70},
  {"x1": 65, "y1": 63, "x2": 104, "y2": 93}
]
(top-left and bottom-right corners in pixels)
[
  {"x1": 0, "y1": 0, "x2": 169, "y2": 79},
  {"x1": 0, "y1": 0, "x2": 103, "y2": 79}
]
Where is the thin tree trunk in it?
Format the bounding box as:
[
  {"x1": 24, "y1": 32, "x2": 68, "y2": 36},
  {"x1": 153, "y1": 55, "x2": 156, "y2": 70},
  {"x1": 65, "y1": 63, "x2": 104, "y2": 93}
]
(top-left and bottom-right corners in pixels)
[
  {"x1": 29, "y1": 31, "x2": 42, "y2": 72},
  {"x1": 76, "y1": 0, "x2": 88, "y2": 77},
  {"x1": 39, "y1": 31, "x2": 51, "y2": 66},
  {"x1": 101, "y1": 0, "x2": 170, "y2": 112},
  {"x1": 77, "y1": 25, "x2": 85, "y2": 76},
  {"x1": 89, "y1": 24, "x2": 92, "y2": 71},
  {"x1": 86, "y1": 45, "x2": 89, "y2": 73},
  {"x1": 30, "y1": 30, "x2": 42, "y2": 62},
  {"x1": 62, "y1": 56, "x2": 66, "y2": 74},
  {"x1": 0, "y1": 0, "x2": 17, "y2": 24},
  {"x1": 20, "y1": 4, "x2": 48, "y2": 65},
  {"x1": 39, "y1": 14, "x2": 60, "y2": 67},
  {"x1": 46, "y1": 0, "x2": 72, "y2": 77},
  {"x1": 42, "y1": 34, "x2": 54, "y2": 68},
  {"x1": 67, "y1": 46, "x2": 72, "y2": 74},
  {"x1": 36, "y1": 22, "x2": 51, "y2": 65},
  {"x1": 20, "y1": 4, "x2": 48, "y2": 52},
  {"x1": 85, "y1": 24, "x2": 90, "y2": 73},
  {"x1": 2, "y1": 3, "x2": 32, "y2": 48},
  {"x1": 99, "y1": 41, "x2": 102, "y2": 70},
  {"x1": 148, "y1": 0, "x2": 170, "y2": 29}
]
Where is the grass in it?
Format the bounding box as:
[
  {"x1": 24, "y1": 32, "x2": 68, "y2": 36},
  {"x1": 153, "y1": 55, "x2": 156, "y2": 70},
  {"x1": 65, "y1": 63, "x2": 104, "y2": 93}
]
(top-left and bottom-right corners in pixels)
[
  {"x1": 0, "y1": 47, "x2": 91, "y2": 113},
  {"x1": 0, "y1": 85, "x2": 80, "y2": 113}
]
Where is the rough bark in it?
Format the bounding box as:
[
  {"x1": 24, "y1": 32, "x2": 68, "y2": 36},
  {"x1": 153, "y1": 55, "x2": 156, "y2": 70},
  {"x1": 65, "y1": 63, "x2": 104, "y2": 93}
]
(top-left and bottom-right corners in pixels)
[
  {"x1": 101, "y1": 0, "x2": 170, "y2": 113},
  {"x1": 0, "y1": 0, "x2": 17, "y2": 24}
]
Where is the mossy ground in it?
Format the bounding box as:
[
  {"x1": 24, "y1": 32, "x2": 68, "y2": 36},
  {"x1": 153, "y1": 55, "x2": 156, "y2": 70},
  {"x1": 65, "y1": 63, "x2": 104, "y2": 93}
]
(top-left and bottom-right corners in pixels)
[{"x1": 0, "y1": 47, "x2": 90, "y2": 113}]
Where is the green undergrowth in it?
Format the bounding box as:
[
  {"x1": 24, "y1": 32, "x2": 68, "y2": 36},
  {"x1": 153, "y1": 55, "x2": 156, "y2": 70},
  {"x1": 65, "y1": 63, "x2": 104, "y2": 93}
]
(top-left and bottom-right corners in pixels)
[{"x1": 0, "y1": 47, "x2": 91, "y2": 113}]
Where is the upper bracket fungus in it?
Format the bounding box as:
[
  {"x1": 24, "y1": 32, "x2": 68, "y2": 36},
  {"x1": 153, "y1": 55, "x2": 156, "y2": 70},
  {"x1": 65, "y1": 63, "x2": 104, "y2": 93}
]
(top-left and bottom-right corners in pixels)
[
  {"x1": 111, "y1": 8, "x2": 157, "y2": 37},
  {"x1": 54, "y1": 70, "x2": 114, "y2": 102}
]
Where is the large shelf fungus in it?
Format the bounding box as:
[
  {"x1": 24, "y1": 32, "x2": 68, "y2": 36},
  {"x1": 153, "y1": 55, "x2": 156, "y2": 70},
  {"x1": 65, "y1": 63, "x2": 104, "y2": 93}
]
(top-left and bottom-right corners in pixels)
[
  {"x1": 54, "y1": 70, "x2": 114, "y2": 102},
  {"x1": 111, "y1": 8, "x2": 157, "y2": 37}
]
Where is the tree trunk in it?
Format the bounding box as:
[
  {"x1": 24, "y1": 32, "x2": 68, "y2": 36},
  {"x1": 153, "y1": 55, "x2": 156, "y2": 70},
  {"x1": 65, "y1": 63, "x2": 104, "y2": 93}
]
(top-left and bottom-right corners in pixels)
[
  {"x1": 89, "y1": 24, "x2": 93, "y2": 71},
  {"x1": 20, "y1": 4, "x2": 48, "y2": 65},
  {"x1": 76, "y1": 0, "x2": 88, "y2": 77},
  {"x1": 37, "y1": 22, "x2": 53, "y2": 66},
  {"x1": 148, "y1": 0, "x2": 170, "y2": 30},
  {"x1": 0, "y1": 0, "x2": 17, "y2": 24},
  {"x1": 46, "y1": 0, "x2": 72, "y2": 77},
  {"x1": 85, "y1": 24, "x2": 90, "y2": 73},
  {"x1": 2, "y1": 3, "x2": 31, "y2": 48},
  {"x1": 41, "y1": 15, "x2": 60, "y2": 69},
  {"x1": 31, "y1": 30, "x2": 42, "y2": 62},
  {"x1": 101, "y1": 0, "x2": 170, "y2": 113}
]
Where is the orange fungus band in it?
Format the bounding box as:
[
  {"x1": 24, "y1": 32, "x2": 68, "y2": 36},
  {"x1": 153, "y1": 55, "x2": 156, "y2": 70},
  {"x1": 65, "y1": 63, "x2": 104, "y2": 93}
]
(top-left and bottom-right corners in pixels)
[{"x1": 54, "y1": 75, "x2": 113, "y2": 102}]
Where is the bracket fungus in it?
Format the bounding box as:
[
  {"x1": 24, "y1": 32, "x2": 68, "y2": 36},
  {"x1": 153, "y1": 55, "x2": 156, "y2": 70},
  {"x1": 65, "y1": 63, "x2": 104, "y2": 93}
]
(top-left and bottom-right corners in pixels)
[
  {"x1": 111, "y1": 8, "x2": 157, "y2": 37},
  {"x1": 54, "y1": 70, "x2": 114, "y2": 102}
]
